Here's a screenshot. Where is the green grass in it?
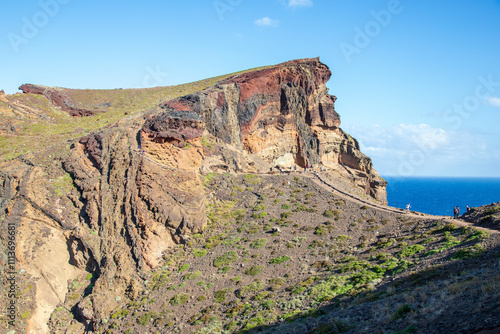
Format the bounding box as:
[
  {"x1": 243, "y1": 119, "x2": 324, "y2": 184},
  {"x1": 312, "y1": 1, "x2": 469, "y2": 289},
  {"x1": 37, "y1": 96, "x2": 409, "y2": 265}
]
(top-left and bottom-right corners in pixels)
[
  {"x1": 183, "y1": 271, "x2": 202, "y2": 280},
  {"x1": 270, "y1": 255, "x2": 290, "y2": 264},
  {"x1": 323, "y1": 209, "x2": 341, "y2": 218},
  {"x1": 178, "y1": 264, "x2": 190, "y2": 272},
  {"x1": 213, "y1": 251, "x2": 238, "y2": 268},
  {"x1": 236, "y1": 280, "x2": 264, "y2": 298},
  {"x1": 245, "y1": 265, "x2": 264, "y2": 276},
  {"x1": 194, "y1": 249, "x2": 208, "y2": 258},
  {"x1": 214, "y1": 288, "x2": 232, "y2": 303},
  {"x1": 451, "y1": 244, "x2": 485, "y2": 260},
  {"x1": 250, "y1": 238, "x2": 267, "y2": 249},
  {"x1": 170, "y1": 293, "x2": 190, "y2": 306},
  {"x1": 397, "y1": 245, "x2": 425, "y2": 258}
]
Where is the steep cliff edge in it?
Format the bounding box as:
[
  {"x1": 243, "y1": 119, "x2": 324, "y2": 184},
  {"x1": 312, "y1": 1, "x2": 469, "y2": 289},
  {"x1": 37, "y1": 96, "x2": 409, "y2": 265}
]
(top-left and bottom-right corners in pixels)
[
  {"x1": 142, "y1": 58, "x2": 386, "y2": 202},
  {"x1": 0, "y1": 58, "x2": 386, "y2": 333}
]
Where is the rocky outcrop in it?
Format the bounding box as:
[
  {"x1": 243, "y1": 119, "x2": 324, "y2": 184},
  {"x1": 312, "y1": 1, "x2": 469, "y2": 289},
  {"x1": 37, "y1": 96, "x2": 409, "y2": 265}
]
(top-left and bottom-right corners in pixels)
[
  {"x1": 462, "y1": 202, "x2": 500, "y2": 230},
  {"x1": 18, "y1": 84, "x2": 101, "y2": 116},
  {"x1": 0, "y1": 89, "x2": 7, "y2": 103},
  {"x1": 141, "y1": 58, "x2": 386, "y2": 202},
  {"x1": 0, "y1": 57, "x2": 387, "y2": 333}
]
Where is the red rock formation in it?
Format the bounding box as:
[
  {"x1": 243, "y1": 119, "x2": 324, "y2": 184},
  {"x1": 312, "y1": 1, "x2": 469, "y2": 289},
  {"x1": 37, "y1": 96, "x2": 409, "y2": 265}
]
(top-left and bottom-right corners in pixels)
[
  {"x1": 142, "y1": 111, "x2": 204, "y2": 148},
  {"x1": 18, "y1": 84, "x2": 100, "y2": 116},
  {"x1": 141, "y1": 57, "x2": 386, "y2": 202}
]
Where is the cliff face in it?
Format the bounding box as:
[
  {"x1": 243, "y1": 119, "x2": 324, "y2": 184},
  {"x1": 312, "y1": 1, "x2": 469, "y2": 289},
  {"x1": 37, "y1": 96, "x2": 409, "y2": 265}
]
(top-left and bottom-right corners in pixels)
[
  {"x1": 142, "y1": 58, "x2": 386, "y2": 201},
  {"x1": 0, "y1": 58, "x2": 386, "y2": 333}
]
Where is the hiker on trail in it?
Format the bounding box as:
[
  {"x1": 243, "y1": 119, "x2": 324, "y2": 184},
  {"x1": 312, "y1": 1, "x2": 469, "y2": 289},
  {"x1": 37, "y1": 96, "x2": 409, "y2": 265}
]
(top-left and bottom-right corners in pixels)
[
  {"x1": 453, "y1": 206, "x2": 460, "y2": 219},
  {"x1": 294, "y1": 165, "x2": 297, "y2": 172},
  {"x1": 466, "y1": 205, "x2": 470, "y2": 212},
  {"x1": 406, "y1": 203, "x2": 411, "y2": 211}
]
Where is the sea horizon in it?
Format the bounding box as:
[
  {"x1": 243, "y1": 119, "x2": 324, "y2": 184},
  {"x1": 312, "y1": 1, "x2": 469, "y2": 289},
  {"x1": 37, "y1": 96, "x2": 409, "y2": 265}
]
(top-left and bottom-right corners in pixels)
[{"x1": 382, "y1": 175, "x2": 500, "y2": 216}]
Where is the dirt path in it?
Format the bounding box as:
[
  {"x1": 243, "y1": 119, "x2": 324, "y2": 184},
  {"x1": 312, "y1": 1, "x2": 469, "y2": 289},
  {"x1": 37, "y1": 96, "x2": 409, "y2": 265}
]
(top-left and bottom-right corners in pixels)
[
  {"x1": 139, "y1": 153, "x2": 498, "y2": 234},
  {"x1": 309, "y1": 172, "x2": 499, "y2": 234}
]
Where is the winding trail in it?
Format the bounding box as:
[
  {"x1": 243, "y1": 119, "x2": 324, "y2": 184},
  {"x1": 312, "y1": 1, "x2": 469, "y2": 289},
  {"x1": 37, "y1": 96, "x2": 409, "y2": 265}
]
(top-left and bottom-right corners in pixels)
[
  {"x1": 308, "y1": 172, "x2": 499, "y2": 234},
  {"x1": 140, "y1": 150, "x2": 498, "y2": 234}
]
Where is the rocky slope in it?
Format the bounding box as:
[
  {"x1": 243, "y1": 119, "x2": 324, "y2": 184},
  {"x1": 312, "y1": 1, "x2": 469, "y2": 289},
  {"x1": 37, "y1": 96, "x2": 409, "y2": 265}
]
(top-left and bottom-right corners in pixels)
[
  {"x1": 141, "y1": 58, "x2": 386, "y2": 202},
  {"x1": 0, "y1": 58, "x2": 389, "y2": 333}
]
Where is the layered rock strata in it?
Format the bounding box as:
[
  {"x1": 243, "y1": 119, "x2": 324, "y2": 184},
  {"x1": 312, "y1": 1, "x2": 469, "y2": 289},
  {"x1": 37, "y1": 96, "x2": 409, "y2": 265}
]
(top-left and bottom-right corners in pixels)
[
  {"x1": 142, "y1": 58, "x2": 386, "y2": 201},
  {"x1": 0, "y1": 57, "x2": 387, "y2": 333}
]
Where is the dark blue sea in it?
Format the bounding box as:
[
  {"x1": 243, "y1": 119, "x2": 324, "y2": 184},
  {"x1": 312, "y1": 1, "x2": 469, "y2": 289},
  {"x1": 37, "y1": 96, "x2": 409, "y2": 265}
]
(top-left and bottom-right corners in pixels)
[{"x1": 383, "y1": 176, "x2": 500, "y2": 216}]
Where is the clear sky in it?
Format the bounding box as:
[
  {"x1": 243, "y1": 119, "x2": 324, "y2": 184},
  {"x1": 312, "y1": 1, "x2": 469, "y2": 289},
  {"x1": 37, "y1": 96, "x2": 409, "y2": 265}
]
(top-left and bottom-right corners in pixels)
[{"x1": 1, "y1": 0, "x2": 500, "y2": 177}]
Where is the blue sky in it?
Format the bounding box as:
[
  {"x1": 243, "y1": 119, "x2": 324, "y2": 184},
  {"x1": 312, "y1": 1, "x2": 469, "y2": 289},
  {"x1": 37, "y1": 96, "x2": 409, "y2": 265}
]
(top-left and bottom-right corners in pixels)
[{"x1": 1, "y1": 0, "x2": 500, "y2": 177}]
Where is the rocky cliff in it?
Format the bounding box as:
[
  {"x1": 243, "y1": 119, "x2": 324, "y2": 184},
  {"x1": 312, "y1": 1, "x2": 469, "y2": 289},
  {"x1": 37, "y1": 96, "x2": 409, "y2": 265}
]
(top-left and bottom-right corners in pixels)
[
  {"x1": 0, "y1": 58, "x2": 386, "y2": 333},
  {"x1": 142, "y1": 58, "x2": 386, "y2": 201}
]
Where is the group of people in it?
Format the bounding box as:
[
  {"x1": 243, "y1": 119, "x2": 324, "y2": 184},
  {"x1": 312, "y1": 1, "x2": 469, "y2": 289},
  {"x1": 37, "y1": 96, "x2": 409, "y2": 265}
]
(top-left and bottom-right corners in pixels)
[
  {"x1": 405, "y1": 203, "x2": 471, "y2": 219},
  {"x1": 453, "y1": 205, "x2": 470, "y2": 219}
]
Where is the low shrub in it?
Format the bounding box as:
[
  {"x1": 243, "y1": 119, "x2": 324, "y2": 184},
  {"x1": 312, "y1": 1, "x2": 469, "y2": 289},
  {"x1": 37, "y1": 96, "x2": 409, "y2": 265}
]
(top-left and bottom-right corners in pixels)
[{"x1": 213, "y1": 251, "x2": 238, "y2": 268}]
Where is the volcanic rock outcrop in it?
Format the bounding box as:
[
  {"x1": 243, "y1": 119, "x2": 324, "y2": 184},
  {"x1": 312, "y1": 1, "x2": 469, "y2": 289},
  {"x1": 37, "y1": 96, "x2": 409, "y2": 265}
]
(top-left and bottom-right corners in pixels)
[
  {"x1": 142, "y1": 58, "x2": 386, "y2": 201},
  {"x1": 0, "y1": 58, "x2": 386, "y2": 333},
  {"x1": 18, "y1": 84, "x2": 102, "y2": 116}
]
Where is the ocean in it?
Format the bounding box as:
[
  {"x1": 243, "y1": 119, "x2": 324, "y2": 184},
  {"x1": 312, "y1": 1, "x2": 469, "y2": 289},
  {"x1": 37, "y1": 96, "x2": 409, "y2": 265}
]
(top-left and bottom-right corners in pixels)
[{"x1": 383, "y1": 176, "x2": 500, "y2": 217}]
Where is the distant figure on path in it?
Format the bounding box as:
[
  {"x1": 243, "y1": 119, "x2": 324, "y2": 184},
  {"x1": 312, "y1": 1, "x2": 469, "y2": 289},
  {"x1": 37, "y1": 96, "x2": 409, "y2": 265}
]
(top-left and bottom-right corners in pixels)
[
  {"x1": 406, "y1": 203, "x2": 411, "y2": 211},
  {"x1": 453, "y1": 206, "x2": 460, "y2": 219},
  {"x1": 466, "y1": 205, "x2": 470, "y2": 212}
]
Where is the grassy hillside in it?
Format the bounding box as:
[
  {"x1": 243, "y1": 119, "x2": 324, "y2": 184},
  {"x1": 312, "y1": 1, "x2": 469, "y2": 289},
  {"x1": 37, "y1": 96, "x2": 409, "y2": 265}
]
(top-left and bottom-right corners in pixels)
[{"x1": 0, "y1": 65, "x2": 270, "y2": 162}]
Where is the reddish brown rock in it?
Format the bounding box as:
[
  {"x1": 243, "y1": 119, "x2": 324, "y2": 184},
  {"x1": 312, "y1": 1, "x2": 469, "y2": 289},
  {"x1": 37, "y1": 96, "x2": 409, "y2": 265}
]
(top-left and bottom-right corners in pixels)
[
  {"x1": 142, "y1": 110, "x2": 204, "y2": 147},
  {"x1": 18, "y1": 84, "x2": 100, "y2": 116},
  {"x1": 141, "y1": 57, "x2": 386, "y2": 202}
]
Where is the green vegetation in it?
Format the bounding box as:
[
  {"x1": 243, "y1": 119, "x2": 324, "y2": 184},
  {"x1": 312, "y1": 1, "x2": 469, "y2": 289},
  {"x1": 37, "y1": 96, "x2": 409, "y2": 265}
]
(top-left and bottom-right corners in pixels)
[
  {"x1": 236, "y1": 280, "x2": 264, "y2": 298},
  {"x1": 178, "y1": 264, "x2": 190, "y2": 272},
  {"x1": 213, "y1": 251, "x2": 238, "y2": 268},
  {"x1": 214, "y1": 289, "x2": 231, "y2": 303},
  {"x1": 194, "y1": 249, "x2": 208, "y2": 258},
  {"x1": 270, "y1": 256, "x2": 290, "y2": 264},
  {"x1": 392, "y1": 305, "x2": 412, "y2": 320},
  {"x1": 245, "y1": 265, "x2": 264, "y2": 276},
  {"x1": 170, "y1": 293, "x2": 190, "y2": 306},
  {"x1": 250, "y1": 238, "x2": 267, "y2": 249},
  {"x1": 323, "y1": 209, "x2": 341, "y2": 218},
  {"x1": 397, "y1": 245, "x2": 425, "y2": 258},
  {"x1": 452, "y1": 244, "x2": 485, "y2": 260},
  {"x1": 484, "y1": 206, "x2": 500, "y2": 215},
  {"x1": 137, "y1": 311, "x2": 159, "y2": 326},
  {"x1": 183, "y1": 271, "x2": 202, "y2": 281}
]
